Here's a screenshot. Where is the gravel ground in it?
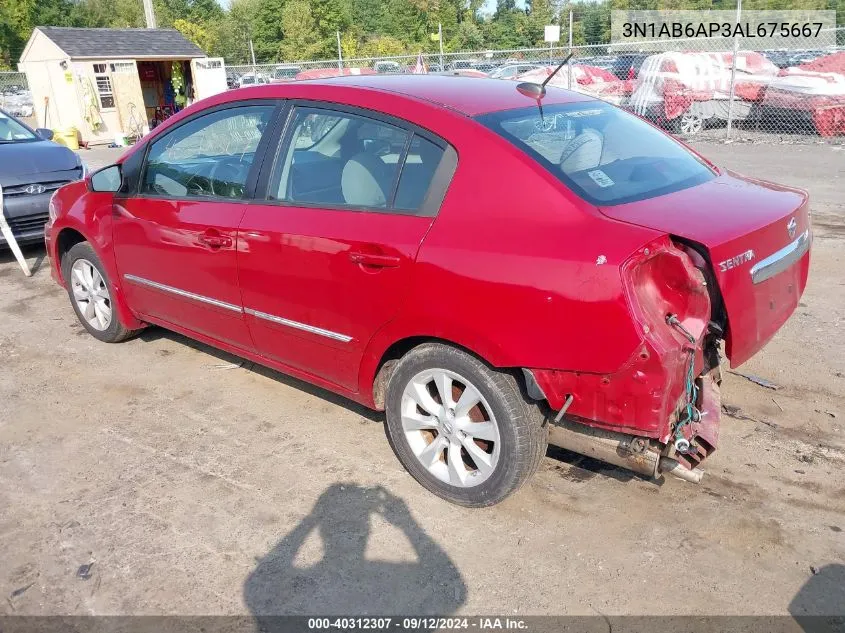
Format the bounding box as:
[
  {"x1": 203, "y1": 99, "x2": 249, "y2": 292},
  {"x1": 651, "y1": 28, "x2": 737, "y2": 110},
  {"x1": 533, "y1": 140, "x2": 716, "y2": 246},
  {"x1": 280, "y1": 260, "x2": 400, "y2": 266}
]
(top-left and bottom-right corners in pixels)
[{"x1": 0, "y1": 141, "x2": 843, "y2": 618}]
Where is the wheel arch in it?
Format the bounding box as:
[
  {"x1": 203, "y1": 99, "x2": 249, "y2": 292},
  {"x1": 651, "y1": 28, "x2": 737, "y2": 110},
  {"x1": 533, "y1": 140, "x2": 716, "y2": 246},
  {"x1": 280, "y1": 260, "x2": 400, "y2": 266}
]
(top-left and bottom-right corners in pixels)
[
  {"x1": 53, "y1": 222, "x2": 145, "y2": 331},
  {"x1": 54, "y1": 226, "x2": 89, "y2": 284},
  {"x1": 363, "y1": 332, "x2": 525, "y2": 411}
]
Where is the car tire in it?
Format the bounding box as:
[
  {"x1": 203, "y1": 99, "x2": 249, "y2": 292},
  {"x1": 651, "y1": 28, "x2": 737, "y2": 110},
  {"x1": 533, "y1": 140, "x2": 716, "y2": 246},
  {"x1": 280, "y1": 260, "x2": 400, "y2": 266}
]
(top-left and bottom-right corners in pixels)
[
  {"x1": 61, "y1": 242, "x2": 138, "y2": 343},
  {"x1": 674, "y1": 111, "x2": 705, "y2": 136},
  {"x1": 385, "y1": 343, "x2": 548, "y2": 507}
]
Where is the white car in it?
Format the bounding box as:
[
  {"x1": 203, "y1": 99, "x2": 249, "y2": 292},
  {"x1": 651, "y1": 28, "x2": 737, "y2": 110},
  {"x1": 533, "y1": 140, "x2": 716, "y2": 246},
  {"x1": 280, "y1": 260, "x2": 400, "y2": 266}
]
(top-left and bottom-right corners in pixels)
[
  {"x1": 238, "y1": 73, "x2": 268, "y2": 87},
  {"x1": 627, "y1": 51, "x2": 779, "y2": 134},
  {"x1": 489, "y1": 64, "x2": 545, "y2": 80}
]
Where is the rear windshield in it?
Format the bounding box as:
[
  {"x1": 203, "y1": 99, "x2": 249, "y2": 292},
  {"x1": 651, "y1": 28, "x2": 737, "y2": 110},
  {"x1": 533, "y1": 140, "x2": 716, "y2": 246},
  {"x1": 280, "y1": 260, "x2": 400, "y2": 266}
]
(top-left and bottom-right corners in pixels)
[{"x1": 476, "y1": 102, "x2": 715, "y2": 206}]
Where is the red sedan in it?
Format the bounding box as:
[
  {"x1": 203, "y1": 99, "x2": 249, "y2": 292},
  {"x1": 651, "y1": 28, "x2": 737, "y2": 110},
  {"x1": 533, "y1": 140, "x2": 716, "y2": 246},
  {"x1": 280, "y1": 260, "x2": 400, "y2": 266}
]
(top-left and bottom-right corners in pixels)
[{"x1": 45, "y1": 76, "x2": 811, "y2": 506}]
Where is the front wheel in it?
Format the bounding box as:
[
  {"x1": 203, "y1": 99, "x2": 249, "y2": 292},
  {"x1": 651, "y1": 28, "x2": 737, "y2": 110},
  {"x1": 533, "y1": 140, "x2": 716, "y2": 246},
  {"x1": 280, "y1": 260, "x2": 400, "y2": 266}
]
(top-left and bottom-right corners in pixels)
[
  {"x1": 385, "y1": 343, "x2": 547, "y2": 507},
  {"x1": 674, "y1": 110, "x2": 704, "y2": 135},
  {"x1": 61, "y1": 241, "x2": 139, "y2": 343}
]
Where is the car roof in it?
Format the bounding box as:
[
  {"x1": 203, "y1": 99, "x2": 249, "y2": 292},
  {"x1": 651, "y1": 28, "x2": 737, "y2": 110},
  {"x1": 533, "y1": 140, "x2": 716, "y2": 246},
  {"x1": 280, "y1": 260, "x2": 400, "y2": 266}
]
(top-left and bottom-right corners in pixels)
[{"x1": 259, "y1": 74, "x2": 593, "y2": 116}]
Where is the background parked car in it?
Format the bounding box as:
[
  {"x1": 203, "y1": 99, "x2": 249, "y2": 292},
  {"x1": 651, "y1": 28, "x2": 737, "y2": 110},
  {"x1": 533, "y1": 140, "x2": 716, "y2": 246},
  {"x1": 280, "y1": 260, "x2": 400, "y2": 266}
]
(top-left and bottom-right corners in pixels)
[
  {"x1": 449, "y1": 59, "x2": 479, "y2": 71},
  {"x1": 238, "y1": 73, "x2": 269, "y2": 87},
  {"x1": 0, "y1": 87, "x2": 34, "y2": 118},
  {"x1": 374, "y1": 61, "x2": 403, "y2": 74},
  {"x1": 489, "y1": 64, "x2": 547, "y2": 80},
  {"x1": 761, "y1": 51, "x2": 845, "y2": 136},
  {"x1": 627, "y1": 50, "x2": 779, "y2": 135},
  {"x1": 270, "y1": 65, "x2": 302, "y2": 83},
  {"x1": 606, "y1": 53, "x2": 651, "y2": 79},
  {"x1": 0, "y1": 108, "x2": 85, "y2": 248}
]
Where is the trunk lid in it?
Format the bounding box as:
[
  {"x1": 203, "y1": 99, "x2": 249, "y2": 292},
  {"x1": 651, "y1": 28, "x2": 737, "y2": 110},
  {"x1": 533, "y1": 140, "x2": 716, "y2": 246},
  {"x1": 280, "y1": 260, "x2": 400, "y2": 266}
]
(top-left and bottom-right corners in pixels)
[{"x1": 600, "y1": 171, "x2": 811, "y2": 367}]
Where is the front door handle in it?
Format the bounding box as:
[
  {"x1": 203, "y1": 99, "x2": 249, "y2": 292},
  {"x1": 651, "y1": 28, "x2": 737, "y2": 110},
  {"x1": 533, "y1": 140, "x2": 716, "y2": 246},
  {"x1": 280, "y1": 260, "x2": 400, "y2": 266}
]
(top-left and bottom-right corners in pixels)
[
  {"x1": 198, "y1": 231, "x2": 233, "y2": 249},
  {"x1": 349, "y1": 251, "x2": 401, "y2": 268}
]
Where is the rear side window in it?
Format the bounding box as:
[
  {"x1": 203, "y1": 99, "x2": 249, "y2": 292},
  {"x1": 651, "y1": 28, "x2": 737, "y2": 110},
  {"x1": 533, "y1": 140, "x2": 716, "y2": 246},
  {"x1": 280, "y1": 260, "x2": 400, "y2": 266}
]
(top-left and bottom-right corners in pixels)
[
  {"x1": 394, "y1": 136, "x2": 445, "y2": 211},
  {"x1": 269, "y1": 106, "x2": 446, "y2": 215},
  {"x1": 476, "y1": 102, "x2": 715, "y2": 206}
]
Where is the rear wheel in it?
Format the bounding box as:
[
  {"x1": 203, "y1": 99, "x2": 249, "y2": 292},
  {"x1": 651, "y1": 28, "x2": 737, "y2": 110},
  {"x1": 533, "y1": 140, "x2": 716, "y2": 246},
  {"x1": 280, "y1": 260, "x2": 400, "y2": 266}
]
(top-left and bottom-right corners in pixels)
[
  {"x1": 61, "y1": 242, "x2": 138, "y2": 343},
  {"x1": 385, "y1": 343, "x2": 547, "y2": 507}
]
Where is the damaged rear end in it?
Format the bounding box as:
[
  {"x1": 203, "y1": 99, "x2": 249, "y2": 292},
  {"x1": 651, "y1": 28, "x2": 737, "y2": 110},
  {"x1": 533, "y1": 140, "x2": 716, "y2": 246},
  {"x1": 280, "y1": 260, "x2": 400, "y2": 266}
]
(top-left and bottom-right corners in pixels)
[
  {"x1": 479, "y1": 99, "x2": 810, "y2": 484},
  {"x1": 530, "y1": 235, "x2": 724, "y2": 483},
  {"x1": 533, "y1": 171, "x2": 811, "y2": 483}
]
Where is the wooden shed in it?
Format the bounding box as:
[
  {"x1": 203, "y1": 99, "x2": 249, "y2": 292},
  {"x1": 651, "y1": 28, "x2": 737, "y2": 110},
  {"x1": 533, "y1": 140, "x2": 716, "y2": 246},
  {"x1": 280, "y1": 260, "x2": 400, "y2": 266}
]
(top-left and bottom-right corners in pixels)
[{"x1": 18, "y1": 27, "x2": 227, "y2": 145}]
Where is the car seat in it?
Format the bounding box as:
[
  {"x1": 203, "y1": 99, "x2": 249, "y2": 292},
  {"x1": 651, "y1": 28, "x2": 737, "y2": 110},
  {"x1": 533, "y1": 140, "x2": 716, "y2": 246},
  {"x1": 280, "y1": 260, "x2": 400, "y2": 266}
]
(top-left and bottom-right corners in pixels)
[
  {"x1": 341, "y1": 152, "x2": 391, "y2": 207},
  {"x1": 559, "y1": 127, "x2": 603, "y2": 173}
]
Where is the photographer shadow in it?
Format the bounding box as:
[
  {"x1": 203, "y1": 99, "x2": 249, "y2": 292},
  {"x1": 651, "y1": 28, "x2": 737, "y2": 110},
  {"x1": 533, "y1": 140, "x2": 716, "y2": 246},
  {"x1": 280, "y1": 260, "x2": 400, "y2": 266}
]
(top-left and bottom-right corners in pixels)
[
  {"x1": 244, "y1": 483, "x2": 466, "y2": 621},
  {"x1": 789, "y1": 564, "x2": 845, "y2": 632}
]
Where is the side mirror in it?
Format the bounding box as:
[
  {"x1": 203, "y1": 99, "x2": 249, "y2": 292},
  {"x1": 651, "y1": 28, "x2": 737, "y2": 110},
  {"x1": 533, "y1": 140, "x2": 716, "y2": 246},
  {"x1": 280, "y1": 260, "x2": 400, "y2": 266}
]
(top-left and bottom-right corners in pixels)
[
  {"x1": 90, "y1": 164, "x2": 122, "y2": 193},
  {"x1": 35, "y1": 128, "x2": 54, "y2": 140}
]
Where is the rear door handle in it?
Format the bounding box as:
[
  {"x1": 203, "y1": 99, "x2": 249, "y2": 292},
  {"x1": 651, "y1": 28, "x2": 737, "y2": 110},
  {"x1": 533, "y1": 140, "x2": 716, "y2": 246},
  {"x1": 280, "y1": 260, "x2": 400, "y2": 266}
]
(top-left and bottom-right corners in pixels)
[
  {"x1": 349, "y1": 251, "x2": 401, "y2": 268},
  {"x1": 198, "y1": 232, "x2": 233, "y2": 249}
]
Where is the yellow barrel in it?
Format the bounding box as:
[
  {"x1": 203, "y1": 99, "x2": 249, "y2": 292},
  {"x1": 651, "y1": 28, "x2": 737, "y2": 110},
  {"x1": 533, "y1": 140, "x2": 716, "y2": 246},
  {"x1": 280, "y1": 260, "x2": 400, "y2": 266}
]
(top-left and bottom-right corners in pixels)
[{"x1": 54, "y1": 127, "x2": 80, "y2": 150}]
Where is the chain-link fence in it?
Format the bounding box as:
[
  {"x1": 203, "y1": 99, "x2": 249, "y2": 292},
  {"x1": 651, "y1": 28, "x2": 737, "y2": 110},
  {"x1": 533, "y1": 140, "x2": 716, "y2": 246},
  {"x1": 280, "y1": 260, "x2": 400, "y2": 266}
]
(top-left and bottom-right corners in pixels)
[
  {"x1": 0, "y1": 72, "x2": 33, "y2": 119},
  {"x1": 227, "y1": 26, "x2": 845, "y2": 142}
]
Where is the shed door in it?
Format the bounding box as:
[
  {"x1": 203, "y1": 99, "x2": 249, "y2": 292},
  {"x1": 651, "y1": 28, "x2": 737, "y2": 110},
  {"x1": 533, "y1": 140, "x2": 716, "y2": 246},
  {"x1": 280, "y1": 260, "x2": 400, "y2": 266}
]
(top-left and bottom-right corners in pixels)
[
  {"x1": 191, "y1": 58, "x2": 227, "y2": 101},
  {"x1": 107, "y1": 60, "x2": 146, "y2": 137}
]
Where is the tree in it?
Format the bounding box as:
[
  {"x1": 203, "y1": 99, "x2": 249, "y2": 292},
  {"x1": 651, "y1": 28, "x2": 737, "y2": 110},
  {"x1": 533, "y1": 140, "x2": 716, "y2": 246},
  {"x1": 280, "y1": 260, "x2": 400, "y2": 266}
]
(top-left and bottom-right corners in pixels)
[
  {"x1": 526, "y1": 0, "x2": 555, "y2": 45},
  {"x1": 449, "y1": 19, "x2": 484, "y2": 49},
  {"x1": 311, "y1": 0, "x2": 353, "y2": 56},
  {"x1": 351, "y1": 0, "x2": 386, "y2": 36},
  {"x1": 69, "y1": 0, "x2": 145, "y2": 28},
  {"x1": 212, "y1": 0, "x2": 259, "y2": 63},
  {"x1": 358, "y1": 34, "x2": 407, "y2": 56},
  {"x1": 251, "y1": 0, "x2": 287, "y2": 61},
  {"x1": 580, "y1": 2, "x2": 607, "y2": 45},
  {"x1": 173, "y1": 18, "x2": 217, "y2": 53},
  {"x1": 278, "y1": 0, "x2": 324, "y2": 60}
]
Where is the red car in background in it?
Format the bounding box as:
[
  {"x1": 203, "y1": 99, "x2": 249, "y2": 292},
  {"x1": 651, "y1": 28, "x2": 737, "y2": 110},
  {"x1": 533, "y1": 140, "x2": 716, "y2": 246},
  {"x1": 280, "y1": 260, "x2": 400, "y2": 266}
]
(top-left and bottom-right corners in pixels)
[{"x1": 45, "y1": 76, "x2": 810, "y2": 506}]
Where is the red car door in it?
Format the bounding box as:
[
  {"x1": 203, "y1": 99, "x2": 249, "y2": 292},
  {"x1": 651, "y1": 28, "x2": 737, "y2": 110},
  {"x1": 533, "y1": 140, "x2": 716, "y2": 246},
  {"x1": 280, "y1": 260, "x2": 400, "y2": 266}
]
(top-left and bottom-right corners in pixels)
[
  {"x1": 112, "y1": 103, "x2": 278, "y2": 351},
  {"x1": 237, "y1": 105, "x2": 454, "y2": 391}
]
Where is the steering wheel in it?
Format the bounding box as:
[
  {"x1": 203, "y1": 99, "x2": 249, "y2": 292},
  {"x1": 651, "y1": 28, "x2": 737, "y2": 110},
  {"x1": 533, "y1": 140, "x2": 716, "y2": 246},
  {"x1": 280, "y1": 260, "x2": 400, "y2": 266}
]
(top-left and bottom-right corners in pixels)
[
  {"x1": 183, "y1": 162, "x2": 215, "y2": 197},
  {"x1": 209, "y1": 159, "x2": 249, "y2": 198}
]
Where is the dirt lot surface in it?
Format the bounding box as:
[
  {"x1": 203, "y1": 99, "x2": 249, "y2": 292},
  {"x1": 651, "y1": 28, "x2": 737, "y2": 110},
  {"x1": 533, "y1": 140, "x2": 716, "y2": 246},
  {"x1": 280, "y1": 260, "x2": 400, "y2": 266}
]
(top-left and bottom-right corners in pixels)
[{"x1": 1, "y1": 142, "x2": 843, "y2": 618}]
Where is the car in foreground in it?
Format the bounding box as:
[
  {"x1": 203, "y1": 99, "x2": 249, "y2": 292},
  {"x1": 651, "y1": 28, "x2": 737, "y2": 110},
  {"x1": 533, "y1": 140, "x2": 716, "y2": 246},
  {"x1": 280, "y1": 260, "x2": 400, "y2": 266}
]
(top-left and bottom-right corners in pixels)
[
  {"x1": 0, "y1": 108, "x2": 85, "y2": 248},
  {"x1": 44, "y1": 75, "x2": 811, "y2": 507}
]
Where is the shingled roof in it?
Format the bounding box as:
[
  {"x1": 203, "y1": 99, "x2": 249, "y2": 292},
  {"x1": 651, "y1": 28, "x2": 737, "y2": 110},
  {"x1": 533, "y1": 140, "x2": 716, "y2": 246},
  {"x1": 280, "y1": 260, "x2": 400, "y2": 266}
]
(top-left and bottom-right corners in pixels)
[{"x1": 36, "y1": 27, "x2": 206, "y2": 59}]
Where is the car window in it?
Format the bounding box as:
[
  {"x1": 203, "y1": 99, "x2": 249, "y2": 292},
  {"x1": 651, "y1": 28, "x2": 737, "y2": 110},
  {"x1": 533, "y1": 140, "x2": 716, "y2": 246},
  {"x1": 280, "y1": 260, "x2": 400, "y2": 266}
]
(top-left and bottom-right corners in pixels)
[
  {"x1": 0, "y1": 111, "x2": 37, "y2": 142},
  {"x1": 477, "y1": 101, "x2": 715, "y2": 206},
  {"x1": 270, "y1": 107, "x2": 416, "y2": 210},
  {"x1": 394, "y1": 136, "x2": 445, "y2": 210},
  {"x1": 142, "y1": 105, "x2": 274, "y2": 200}
]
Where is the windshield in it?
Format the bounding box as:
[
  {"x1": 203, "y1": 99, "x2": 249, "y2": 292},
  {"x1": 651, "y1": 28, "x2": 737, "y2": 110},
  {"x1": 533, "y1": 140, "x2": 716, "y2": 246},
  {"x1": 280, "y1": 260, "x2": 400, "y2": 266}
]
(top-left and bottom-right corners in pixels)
[
  {"x1": 476, "y1": 102, "x2": 715, "y2": 206},
  {"x1": 0, "y1": 112, "x2": 37, "y2": 142}
]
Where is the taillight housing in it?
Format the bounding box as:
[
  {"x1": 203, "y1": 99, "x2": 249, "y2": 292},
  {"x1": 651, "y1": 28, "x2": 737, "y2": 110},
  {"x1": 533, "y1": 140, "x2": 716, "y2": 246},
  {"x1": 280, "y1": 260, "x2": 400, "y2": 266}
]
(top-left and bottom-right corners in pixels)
[{"x1": 622, "y1": 237, "x2": 711, "y2": 348}]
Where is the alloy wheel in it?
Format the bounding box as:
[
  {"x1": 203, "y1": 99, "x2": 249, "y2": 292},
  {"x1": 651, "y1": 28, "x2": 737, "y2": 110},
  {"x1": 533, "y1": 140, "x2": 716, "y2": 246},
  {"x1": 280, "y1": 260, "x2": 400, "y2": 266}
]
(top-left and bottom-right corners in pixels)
[
  {"x1": 70, "y1": 258, "x2": 112, "y2": 331},
  {"x1": 680, "y1": 112, "x2": 704, "y2": 135},
  {"x1": 400, "y1": 368, "x2": 501, "y2": 488}
]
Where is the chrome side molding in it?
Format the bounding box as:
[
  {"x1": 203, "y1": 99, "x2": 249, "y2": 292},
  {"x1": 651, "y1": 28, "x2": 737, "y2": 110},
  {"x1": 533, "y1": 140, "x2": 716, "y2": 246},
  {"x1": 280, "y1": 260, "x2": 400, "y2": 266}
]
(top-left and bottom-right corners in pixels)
[
  {"x1": 124, "y1": 274, "x2": 242, "y2": 313},
  {"x1": 749, "y1": 230, "x2": 810, "y2": 285},
  {"x1": 123, "y1": 274, "x2": 353, "y2": 343},
  {"x1": 244, "y1": 307, "x2": 353, "y2": 342}
]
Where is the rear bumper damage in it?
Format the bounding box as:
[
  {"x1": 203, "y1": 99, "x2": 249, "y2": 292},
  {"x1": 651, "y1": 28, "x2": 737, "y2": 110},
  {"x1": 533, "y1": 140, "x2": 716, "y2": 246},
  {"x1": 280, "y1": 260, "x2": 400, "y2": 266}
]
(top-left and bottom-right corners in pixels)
[{"x1": 529, "y1": 366, "x2": 721, "y2": 483}]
